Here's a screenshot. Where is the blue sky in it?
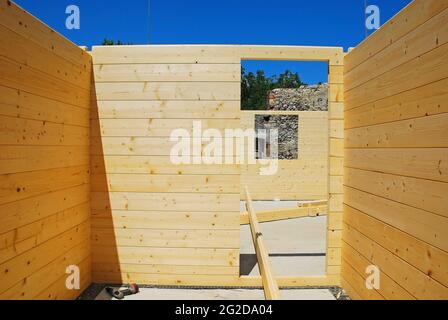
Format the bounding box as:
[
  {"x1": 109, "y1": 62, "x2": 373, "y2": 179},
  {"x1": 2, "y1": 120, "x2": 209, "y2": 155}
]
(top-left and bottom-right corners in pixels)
[{"x1": 15, "y1": 0, "x2": 412, "y2": 84}]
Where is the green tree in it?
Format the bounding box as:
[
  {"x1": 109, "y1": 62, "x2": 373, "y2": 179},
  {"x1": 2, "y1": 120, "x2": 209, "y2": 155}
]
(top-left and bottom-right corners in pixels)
[
  {"x1": 241, "y1": 68, "x2": 306, "y2": 110},
  {"x1": 101, "y1": 39, "x2": 132, "y2": 45},
  {"x1": 275, "y1": 70, "x2": 303, "y2": 88}
]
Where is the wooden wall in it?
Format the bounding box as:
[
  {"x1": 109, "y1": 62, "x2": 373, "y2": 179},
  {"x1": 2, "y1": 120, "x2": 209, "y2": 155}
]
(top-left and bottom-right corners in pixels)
[
  {"x1": 90, "y1": 45, "x2": 344, "y2": 287},
  {"x1": 240, "y1": 110, "x2": 328, "y2": 200},
  {"x1": 0, "y1": 1, "x2": 92, "y2": 299},
  {"x1": 90, "y1": 46, "x2": 242, "y2": 285},
  {"x1": 342, "y1": 0, "x2": 448, "y2": 299}
]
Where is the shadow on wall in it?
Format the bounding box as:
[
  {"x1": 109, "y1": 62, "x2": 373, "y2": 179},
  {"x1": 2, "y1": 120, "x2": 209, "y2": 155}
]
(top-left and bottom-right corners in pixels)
[{"x1": 89, "y1": 76, "x2": 122, "y2": 285}]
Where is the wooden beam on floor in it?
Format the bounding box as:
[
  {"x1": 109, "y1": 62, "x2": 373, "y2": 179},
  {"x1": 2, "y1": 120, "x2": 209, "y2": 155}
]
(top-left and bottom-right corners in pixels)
[
  {"x1": 238, "y1": 275, "x2": 340, "y2": 288},
  {"x1": 240, "y1": 202, "x2": 328, "y2": 225},
  {"x1": 244, "y1": 186, "x2": 281, "y2": 300}
]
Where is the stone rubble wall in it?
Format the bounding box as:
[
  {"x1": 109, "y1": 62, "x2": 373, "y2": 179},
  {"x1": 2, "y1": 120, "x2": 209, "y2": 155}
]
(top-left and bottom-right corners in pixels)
[
  {"x1": 267, "y1": 84, "x2": 329, "y2": 111},
  {"x1": 256, "y1": 84, "x2": 328, "y2": 159}
]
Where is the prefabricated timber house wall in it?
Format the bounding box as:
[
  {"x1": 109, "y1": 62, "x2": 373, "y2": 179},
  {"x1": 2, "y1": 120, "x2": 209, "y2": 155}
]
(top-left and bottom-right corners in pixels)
[
  {"x1": 0, "y1": 1, "x2": 92, "y2": 299},
  {"x1": 341, "y1": 0, "x2": 448, "y2": 299},
  {"x1": 89, "y1": 45, "x2": 344, "y2": 286}
]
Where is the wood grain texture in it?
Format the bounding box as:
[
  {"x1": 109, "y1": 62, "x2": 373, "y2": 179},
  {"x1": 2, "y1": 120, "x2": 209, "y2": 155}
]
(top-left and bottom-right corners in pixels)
[
  {"x1": 343, "y1": 0, "x2": 448, "y2": 299},
  {"x1": 90, "y1": 44, "x2": 242, "y2": 283},
  {"x1": 90, "y1": 43, "x2": 344, "y2": 286},
  {"x1": 0, "y1": 0, "x2": 91, "y2": 300},
  {"x1": 244, "y1": 187, "x2": 280, "y2": 300}
]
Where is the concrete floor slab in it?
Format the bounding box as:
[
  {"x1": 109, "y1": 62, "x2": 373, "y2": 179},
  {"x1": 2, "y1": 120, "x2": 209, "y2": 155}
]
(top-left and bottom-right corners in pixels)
[
  {"x1": 240, "y1": 201, "x2": 327, "y2": 277},
  {"x1": 95, "y1": 287, "x2": 336, "y2": 300}
]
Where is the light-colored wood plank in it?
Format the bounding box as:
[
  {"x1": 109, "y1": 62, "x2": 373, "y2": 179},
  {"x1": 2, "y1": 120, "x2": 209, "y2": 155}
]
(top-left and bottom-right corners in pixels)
[
  {"x1": 330, "y1": 157, "x2": 344, "y2": 176},
  {"x1": 91, "y1": 118, "x2": 240, "y2": 137},
  {"x1": 329, "y1": 194, "x2": 343, "y2": 212},
  {"x1": 329, "y1": 84, "x2": 344, "y2": 103},
  {"x1": 330, "y1": 120, "x2": 344, "y2": 139},
  {"x1": 0, "y1": 165, "x2": 89, "y2": 205},
  {"x1": 345, "y1": 148, "x2": 448, "y2": 182},
  {"x1": 0, "y1": 184, "x2": 89, "y2": 234},
  {"x1": 91, "y1": 192, "x2": 240, "y2": 212},
  {"x1": 91, "y1": 155, "x2": 239, "y2": 175},
  {"x1": 328, "y1": 211, "x2": 343, "y2": 230},
  {"x1": 329, "y1": 102, "x2": 344, "y2": 120},
  {"x1": 92, "y1": 45, "x2": 343, "y2": 65},
  {"x1": 94, "y1": 63, "x2": 240, "y2": 82},
  {"x1": 91, "y1": 210, "x2": 239, "y2": 230},
  {"x1": 330, "y1": 138, "x2": 343, "y2": 157},
  {"x1": 0, "y1": 145, "x2": 89, "y2": 174},
  {"x1": 344, "y1": 167, "x2": 448, "y2": 217},
  {"x1": 240, "y1": 204, "x2": 327, "y2": 225},
  {"x1": 0, "y1": 115, "x2": 89, "y2": 146},
  {"x1": 327, "y1": 229, "x2": 342, "y2": 248},
  {"x1": 92, "y1": 136, "x2": 239, "y2": 156},
  {"x1": 92, "y1": 100, "x2": 240, "y2": 119},
  {"x1": 94, "y1": 82, "x2": 240, "y2": 101},
  {"x1": 328, "y1": 66, "x2": 344, "y2": 84},
  {"x1": 345, "y1": 113, "x2": 448, "y2": 149},
  {"x1": 92, "y1": 246, "x2": 238, "y2": 267},
  {"x1": 92, "y1": 45, "x2": 241, "y2": 64},
  {"x1": 92, "y1": 263, "x2": 238, "y2": 276},
  {"x1": 91, "y1": 173, "x2": 239, "y2": 193},
  {"x1": 92, "y1": 228, "x2": 239, "y2": 249},
  {"x1": 244, "y1": 187, "x2": 280, "y2": 300},
  {"x1": 327, "y1": 248, "x2": 342, "y2": 266}
]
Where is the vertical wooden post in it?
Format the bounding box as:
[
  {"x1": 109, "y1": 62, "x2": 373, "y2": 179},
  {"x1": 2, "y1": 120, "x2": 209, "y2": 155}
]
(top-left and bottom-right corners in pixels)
[{"x1": 326, "y1": 50, "x2": 345, "y2": 281}]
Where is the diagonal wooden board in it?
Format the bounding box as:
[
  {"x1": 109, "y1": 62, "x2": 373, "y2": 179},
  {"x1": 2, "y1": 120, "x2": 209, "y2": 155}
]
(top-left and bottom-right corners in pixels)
[{"x1": 244, "y1": 186, "x2": 281, "y2": 300}]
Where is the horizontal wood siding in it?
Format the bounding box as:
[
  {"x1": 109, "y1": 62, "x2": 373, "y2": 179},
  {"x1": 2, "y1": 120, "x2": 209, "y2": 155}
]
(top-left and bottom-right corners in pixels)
[
  {"x1": 90, "y1": 45, "x2": 241, "y2": 285},
  {"x1": 0, "y1": 0, "x2": 92, "y2": 300},
  {"x1": 342, "y1": 0, "x2": 448, "y2": 300}
]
